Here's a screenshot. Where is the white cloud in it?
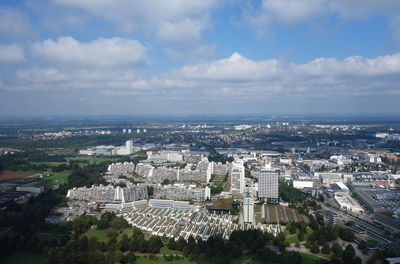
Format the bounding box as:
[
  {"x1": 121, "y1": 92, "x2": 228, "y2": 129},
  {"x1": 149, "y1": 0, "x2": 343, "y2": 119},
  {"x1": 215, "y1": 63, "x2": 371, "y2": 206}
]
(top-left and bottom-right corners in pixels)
[
  {"x1": 0, "y1": 44, "x2": 26, "y2": 63},
  {"x1": 31, "y1": 37, "x2": 149, "y2": 68},
  {"x1": 263, "y1": 0, "x2": 325, "y2": 24},
  {"x1": 156, "y1": 18, "x2": 208, "y2": 44},
  {"x1": 4, "y1": 52, "x2": 399, "y2": 103},
  {"x1": 244, "y1": 0, "x2": 326, "y2": 29},
  {"x1": 52, "y1": 0, "x2": 221, "y2": 44},
  {"x1": 149, "y1": 52, "x2": 400, "y2": 99},
  {"x1": 243, "y1": 0, "x2": 400, "y2": 42}
]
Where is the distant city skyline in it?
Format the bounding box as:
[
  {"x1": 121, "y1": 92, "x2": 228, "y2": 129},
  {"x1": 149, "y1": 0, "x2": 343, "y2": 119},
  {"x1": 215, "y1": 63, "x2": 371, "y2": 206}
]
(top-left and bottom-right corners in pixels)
[{"x1": 1, "y1": 0, "x2": 400, "y2": 116}]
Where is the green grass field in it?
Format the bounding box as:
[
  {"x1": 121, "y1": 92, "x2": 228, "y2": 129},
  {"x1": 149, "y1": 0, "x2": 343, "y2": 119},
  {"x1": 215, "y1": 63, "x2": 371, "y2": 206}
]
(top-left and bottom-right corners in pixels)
[
  {"x1": 38, "y1": 171, "x2": 70, "y2": 189},
  {"x1": 2, "y1": 252, "x2": 48, "y2": 264},
  {"x1": 287, "y1": 228, "x2": 314, "y2": 244},
  {"x1": 300, "y1": 252, "x2": 326, "y2": 264},
  {"x1": 136, "y1": 256, "x2": 194, "y2": 264},
  {"x1": 83, "y1": 228, "x2": 134, "y2": 243},
  {"x1": 66, "y1": 157, "x2": 121, "y2": 167},
  {"x1": 159, "y1": 245, "x2": 181, "y2": 255},
  {"x1": 29, "y1": 161, "x2": 66, "y2": 166}
]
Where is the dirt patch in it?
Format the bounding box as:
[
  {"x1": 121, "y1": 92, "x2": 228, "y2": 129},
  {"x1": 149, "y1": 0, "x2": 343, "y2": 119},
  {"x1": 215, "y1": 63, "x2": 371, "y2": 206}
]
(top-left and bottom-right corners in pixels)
[{"x1": 0, "y1": 171, "x2": 36, "y2": 180}]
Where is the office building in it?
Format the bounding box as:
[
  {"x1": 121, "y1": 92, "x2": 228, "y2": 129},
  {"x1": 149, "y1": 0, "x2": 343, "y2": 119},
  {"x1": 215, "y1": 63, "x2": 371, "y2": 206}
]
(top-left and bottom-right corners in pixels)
[{"x1": 258, "y1": 164, "x2": 279, "y2": 202}]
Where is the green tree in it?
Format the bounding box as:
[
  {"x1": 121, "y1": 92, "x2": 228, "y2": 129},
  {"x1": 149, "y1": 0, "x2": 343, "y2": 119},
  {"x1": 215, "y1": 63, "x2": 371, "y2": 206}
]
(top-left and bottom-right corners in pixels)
[
  {"x1": 311, "y1": 243, "x2": 320, "y2": 253},
  {"x1": 88, "y1": 249, "x2": 106, "y2": 264},
  {"x1": 118, "y1": 234, "x2": 130, "y2": 252},
  {"x1": 167, "y1": 238, "x2": 178, "y2": 250},
  {"x1": 107, "y1": 229, "x2": 118, "y2": 240},
  {"x1": 357, "y1": 240, "x2": 369, "y2": 255},
  {"x1": 162, "y1": 179, "x2": 171, "y2": 185},
  {"x1": 110, "y1": 216, "x2": 129, "y2": 230},
  {"x1": 343, "y1": 244, "x2": 355, "y2": 264},
  {"x1": 297, "y1": 231, "x2": 304, "y2": 241},
  {"x1": 331, "y1": 242, "x2": 343, "y2": 257},
  {"x1": 106, "y1": 249, "x2": 122, "y2": 264},
  {"x1": 148, "y1": 236, "x2": 162, "y2": 253},
  {"x1": 125, "y1": 252, "x2": 136, "y2": 264},
  {"x1": 177, "y1": 237, "x2": 187, "y2": 251},
  {"x1": 322, "y1": 242, "x2": 331, "y2": 254},
  {"x1": 289, "y1": 224, "x2": 297, "y2": 234}
]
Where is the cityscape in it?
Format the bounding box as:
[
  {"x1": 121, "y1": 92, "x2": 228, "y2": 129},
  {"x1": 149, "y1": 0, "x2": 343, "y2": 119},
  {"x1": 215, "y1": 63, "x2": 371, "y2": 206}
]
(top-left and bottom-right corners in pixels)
[
  {"x1": 1, "y1": 1, "x2": 400, "y2": 264},
  {"x1": 0, "y1": 118, "x2": 400, "y2": 264}
]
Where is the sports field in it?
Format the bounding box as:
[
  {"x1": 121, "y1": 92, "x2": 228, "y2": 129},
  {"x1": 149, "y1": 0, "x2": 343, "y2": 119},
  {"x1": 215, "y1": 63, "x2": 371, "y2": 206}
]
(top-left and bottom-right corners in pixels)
[{"x1": 0, "y1": 171, "x2": 38, "y2": 180}]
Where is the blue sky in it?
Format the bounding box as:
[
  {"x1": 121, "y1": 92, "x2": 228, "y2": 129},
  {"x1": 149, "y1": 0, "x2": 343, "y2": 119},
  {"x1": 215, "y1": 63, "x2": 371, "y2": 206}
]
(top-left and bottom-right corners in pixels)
[{"x1": 1, "y1": 0, "x2": 400, "y2": 116}]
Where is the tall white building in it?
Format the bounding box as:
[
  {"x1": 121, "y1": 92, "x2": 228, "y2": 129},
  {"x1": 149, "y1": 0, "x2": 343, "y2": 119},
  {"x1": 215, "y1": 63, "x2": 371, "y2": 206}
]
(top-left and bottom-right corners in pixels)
[
  {"x1": 243, "y1": 189, "x2": 254, "y2": 223},
  {"x1": 126, "y1": 140, "x2": 133, "y2": 152},
  {"x1": 231, "y1": 160, "x2": 245, "y2": 194},
  {"x1": 113, "y1": 140, "x2": 134, "y2": 155},
  {"x1": 258, "y1": 164, "x2": 279, "y2": 202}
]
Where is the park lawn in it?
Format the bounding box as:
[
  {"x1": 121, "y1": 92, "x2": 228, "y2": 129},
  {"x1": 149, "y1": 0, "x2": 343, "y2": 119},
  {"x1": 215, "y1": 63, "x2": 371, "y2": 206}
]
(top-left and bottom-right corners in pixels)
[
  {"x1": 287, "y1": 228, "x2": 314, "y2": 244},
  {"x1": 300, "y1": 252, "x2": 326, "y2": 264},
  {"x1": 68, "y1": 157, "x2": 120, "y2": 163},
  {"x1": 287, "y1": 231, "x2": 299, "y2": 244},
  {"x1": 70, "y1": 157, "x2": 121, "y2": 168},
  {"x1": 29, "y1": 161, "x2": 66, "y2": 166},
  {"x1": 159, "y1": 245, "x2": 181, "y2": 255},
  {"x1": 2, "y1": 252, "x2": 48, "y2": 264},
  {"x1": 144, "y1": 232, "x2": 151, "y2": 240},
  {"x1": 83, "y1": 228, "x2": 111, "y2": 243},
  {"x1": 304, "y1": 228, "x2": 314, "y2": 240},
  {"x1": 317, "y1": 252, "x2": 332, "y2": 259},
  {"x1": 136, "y1": 256, "x2": 194, "y2": 264},
  {"x1": 39, "y1": 171, "x2": 70, "y2": 189},
  {"x1": 83, "y1": 228, "x2": 135, "y2": 243}
]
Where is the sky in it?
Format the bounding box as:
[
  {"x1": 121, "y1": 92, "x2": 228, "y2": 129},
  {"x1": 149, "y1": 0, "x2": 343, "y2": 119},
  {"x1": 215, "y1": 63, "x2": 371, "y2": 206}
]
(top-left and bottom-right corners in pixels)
[{"x1": 1, "y1": 0, "x2": 400, "y2": 116}]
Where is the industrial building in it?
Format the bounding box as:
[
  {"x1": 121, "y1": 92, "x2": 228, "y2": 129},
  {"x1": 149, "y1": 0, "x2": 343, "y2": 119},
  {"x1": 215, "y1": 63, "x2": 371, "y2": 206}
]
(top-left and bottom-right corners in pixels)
[
  {"x1": 79, "y1": 140, "x2": 136, "y2": 156},
  {"x1": 334, "y1": 192, "x2": 364, "y2": 214},
  {"x1": 293, "y1": 180, "x2": 313, "y2": 189}
]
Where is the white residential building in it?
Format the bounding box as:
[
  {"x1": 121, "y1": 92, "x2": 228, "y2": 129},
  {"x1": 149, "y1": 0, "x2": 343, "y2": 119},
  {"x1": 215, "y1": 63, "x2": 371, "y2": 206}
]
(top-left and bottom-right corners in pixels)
[{"x1": 231, "y1": 160, "x2": 245, "y2": 194}]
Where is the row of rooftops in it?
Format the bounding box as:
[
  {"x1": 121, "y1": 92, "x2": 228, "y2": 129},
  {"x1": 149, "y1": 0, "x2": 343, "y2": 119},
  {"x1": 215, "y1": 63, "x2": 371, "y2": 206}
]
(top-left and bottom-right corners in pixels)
[{"x1": 124, "y1": 205, "x2": 281, "y2": 241}]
